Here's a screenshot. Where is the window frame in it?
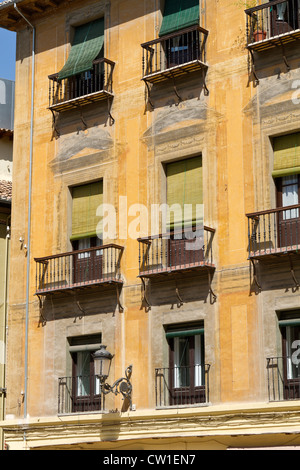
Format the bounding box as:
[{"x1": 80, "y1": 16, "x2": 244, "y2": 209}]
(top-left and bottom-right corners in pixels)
[
  {"x1": 278, "y1": 312, "x2": 300, "y2": 400},
  {"x1": 166, "y1": 326, "x2": 206, "y2": 405},
  {"x1": 68, "y1": 334, "x2": 102, "y2": 413}
]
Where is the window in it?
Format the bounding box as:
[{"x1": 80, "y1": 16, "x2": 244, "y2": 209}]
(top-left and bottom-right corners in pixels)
[
  {"x1": 71, "y1": 180, "x2": 103, "y2": 242},
  {"x1": 272, "y1": 133, "x2": 300, "y2": 179},
  {"x1": 58, "y1": 18, "x2": 104, "y2": 80},
  {"x1": 279, "y1": 175, "x2": 299, "y2": 220},
  {"x1": 166, "y1": 326, "x2": 206, "y2": 405},
  {"x1": 57, "y1": 18, "x2": 105, "y2": 100},
  {"x1": 166, "y1": 155, "x2": 203, "y2": 229},
  {"x1": 272, "y1": 133, "x2": 300, "y2": 247},
  {"x1": 270, "y1": 0, "x2": 299, "y2": 36},
  {"x1": 68, "y1": 334, "x2": 102, "y2": 412},
  {"x1": 166, "y1": 156, "x2": 203, "y2": 268},
  {"x1": 71, "y1": 181, "x2": 103, "y2": 283},
  {"x1": 159, "y1": 0, "x2": 200, "y2": 37},
  {"x1": 159, "y1": 0, "x2": 200, "y2": 69},
  {"x1": 278, "y1": 312, "x2": 300, "y2": 399}
]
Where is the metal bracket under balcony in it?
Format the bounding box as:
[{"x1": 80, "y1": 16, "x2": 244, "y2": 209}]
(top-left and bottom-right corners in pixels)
[
  {"x1": 141, "y1": 25, "x2": 209, "y2": 106},
  {"x1": 34, "y1": 244, "x2": 124, "y2": 312}
]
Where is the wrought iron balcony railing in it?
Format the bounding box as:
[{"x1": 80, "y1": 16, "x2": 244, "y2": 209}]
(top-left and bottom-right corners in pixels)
[
  {"x1": 245, "y1": 0, "x2": 300, "y2": 48},
  {"x1": 48, "y1": 58, "x2": 115, "y2": 112},
  {"x1": 34, "y1": 244, "x2": 124, "y2": 295},
  {"x1": 58, "y1": 375, "x2": 103, "y2": 414},
  {"x1": 246, "y1": 205, "x2": 300, "y2": 259},
  {"x1": 155, "y1": 364, "x2": 210, "y2": 408},
  {"x1": 267, "y1": 356, "x2": 300, "y2": 401},
  {"x1": 138, "y1": 227, "x2": 215, "y2": 277},
  {"x1": 141, "y1": 25, "x2": 208, "y2": 83}
]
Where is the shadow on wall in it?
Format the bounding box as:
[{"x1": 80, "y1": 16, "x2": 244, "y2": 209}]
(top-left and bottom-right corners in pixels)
[
  {"x1": 141, "y1": 270, "x2": 216, "y2": 310},
  {"x1": 37, "y1": 284, "x2": 122, "y2": 325},
  {"x1": 249, "y1": 255, "x2": 300, "y2": 296}
]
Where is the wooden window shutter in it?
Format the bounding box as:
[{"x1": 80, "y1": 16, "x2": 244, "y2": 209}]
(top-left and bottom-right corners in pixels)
[{"x1": 71, "y1": 181, "x2": 103, "y2": 241}]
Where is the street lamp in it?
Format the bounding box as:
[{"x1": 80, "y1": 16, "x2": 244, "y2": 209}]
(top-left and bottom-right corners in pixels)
[
  {"x1": 93, "y1": 344, "x2": 113, "y2": 380},
  {"x1": 92, "y1": 345, "x2": 133, "y2": 411}
]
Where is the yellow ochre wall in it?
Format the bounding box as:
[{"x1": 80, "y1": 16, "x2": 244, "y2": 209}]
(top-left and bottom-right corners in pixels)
[
  {"x1": 2, "y1": 0, "x2": 300, "y2": 450},
  {"x1": 5, "y1": 0, "x2": 257, "y2": 415}
]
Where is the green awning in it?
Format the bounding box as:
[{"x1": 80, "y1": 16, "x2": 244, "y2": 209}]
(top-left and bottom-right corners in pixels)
[
  {"x1": 272, "y1": 133, "x2": 300, "y2": 178},
  {"x1": 159, "y1": 0, "x2": 200, "y2": 37},
  {"x1": 58, "y1": 18, "x2": 104, "y2": 80}
]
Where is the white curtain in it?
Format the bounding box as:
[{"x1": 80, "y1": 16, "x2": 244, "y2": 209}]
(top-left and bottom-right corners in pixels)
[{"x1": 282, "y1": 175, "x2": 299, "y2": 220}]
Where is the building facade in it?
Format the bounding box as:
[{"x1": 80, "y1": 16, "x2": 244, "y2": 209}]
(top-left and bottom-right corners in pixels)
[{"x1": 0, "y1": 0, "x2": 300, "y2": 450}]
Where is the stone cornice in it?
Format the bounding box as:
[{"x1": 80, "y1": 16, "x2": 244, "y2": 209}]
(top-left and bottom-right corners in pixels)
[{"x1": 3, "y1": 401, "x2": 300, "y2": 449}]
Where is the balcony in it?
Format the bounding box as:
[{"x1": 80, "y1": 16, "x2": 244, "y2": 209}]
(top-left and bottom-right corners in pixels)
[
  {"x1": 138, "y1": 227, "x2": 215, "y2": 277},
  {"x1": 58, "y1": 375, "x2": 102, "y2": 415},
  {"x1": 141, "y1": 25, "x2": 208, "y2": 85},
  {"x1": 48, "y1": 58, "x2": 115, "y2": 112},
  {"x1": 267, "y1": 356, "x2": 300, "y2": 401},
  {"x1": 246, "y1": 205, "x2": 300, "y2": 260},
  {"x1": 34, "y1": 244, "x2": 124, "y2": 296},
  {"x1": 155, "y1": 364, "x2": 210, "y2": 408},
  {"x1": 245, "y1": 0, "x2": 300, "y2": 51}
]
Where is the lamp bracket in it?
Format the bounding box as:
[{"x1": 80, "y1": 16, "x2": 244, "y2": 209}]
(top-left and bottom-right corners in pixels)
[{"x1": 101, "y1": 365, "x2": 133, "y2": 410}]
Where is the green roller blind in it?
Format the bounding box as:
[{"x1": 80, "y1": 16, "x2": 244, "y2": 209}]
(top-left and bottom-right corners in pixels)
[
  {"x1": 166, "y1": 156, "x2": 203, "y2": 229},
  {"x1": 272, "y1": 133, "x2": 300, "y2": 178},
  {"x1": 166, "y1": 328, "x2": 204, "y2": 338},
  {"x1": 159, "y1": 0, "x2": 200, "y2": 37},
  {"x1": 279, "y1": 319, "x2": 300, "y2": 328},
  {"x1": 71, "y1": 181, "x2": 103, "y2": 241},
  {"x1": 58, "y1": 18, "x2": 104, "y2": 80}
]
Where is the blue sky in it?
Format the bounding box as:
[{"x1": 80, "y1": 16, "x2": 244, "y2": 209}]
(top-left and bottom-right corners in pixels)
[
  {"x1": 0, "y1": 28, "x2": 16, "y2": 81},
  {"x1": 0, "y1": 0, "x2": 17, "y2": 81}
]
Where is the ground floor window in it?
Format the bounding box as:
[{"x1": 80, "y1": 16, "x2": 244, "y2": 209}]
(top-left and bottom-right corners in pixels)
[
  {"x1": 69, "y1": 334, "x2": 102, "y2": 412},
  {"x1": 166, "y1": 326, "x2": 206, "y2": 405},
  {"x1": 278, "y1": 312, "x2": 300, "y2": 399}
]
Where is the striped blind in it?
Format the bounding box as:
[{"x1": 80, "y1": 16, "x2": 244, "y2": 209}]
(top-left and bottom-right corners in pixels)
[
  {"x1": 58, "y1": 18, "x2": 104, "y2": 80},
  {"x1": 166, "y1": 156, "x2": 203, "y2": 229},
  {"x1": 71, "y1": 181, "x2": 103, "y2": 241},
  {"x1": 272, "y1": 133, "x2": 300, "y2": 177},
  {"x1": 159, "y1": 0, "x2": 200, "y2": 37}
]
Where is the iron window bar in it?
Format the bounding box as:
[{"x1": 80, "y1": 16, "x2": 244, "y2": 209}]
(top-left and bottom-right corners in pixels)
[
  {"x1": 155, "y1": 364, "x2": 211, "y2": 408},
  {"x1": 267, "y1": 356, "x2": 300, "y2": 402}
]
